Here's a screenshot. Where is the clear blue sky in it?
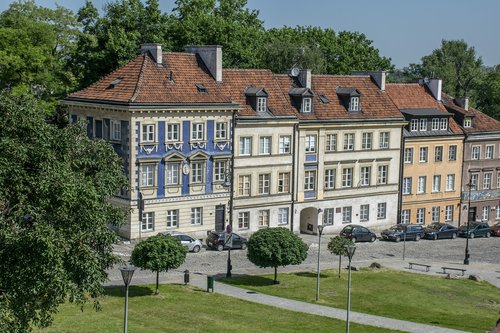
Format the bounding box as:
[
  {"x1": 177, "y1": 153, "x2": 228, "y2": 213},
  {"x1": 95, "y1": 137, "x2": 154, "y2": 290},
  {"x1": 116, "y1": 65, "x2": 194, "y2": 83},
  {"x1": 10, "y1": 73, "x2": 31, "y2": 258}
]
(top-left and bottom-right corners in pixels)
[{"x1": 2, "y1": 0, "x2": 499, "y2": 68}]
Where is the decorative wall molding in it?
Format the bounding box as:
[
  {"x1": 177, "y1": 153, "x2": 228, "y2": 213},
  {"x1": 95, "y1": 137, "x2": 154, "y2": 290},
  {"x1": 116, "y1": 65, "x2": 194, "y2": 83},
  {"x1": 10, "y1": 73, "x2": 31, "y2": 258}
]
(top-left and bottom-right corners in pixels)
[{"x1": 165, "y1": 142, "x2": 183, "y2": 150}]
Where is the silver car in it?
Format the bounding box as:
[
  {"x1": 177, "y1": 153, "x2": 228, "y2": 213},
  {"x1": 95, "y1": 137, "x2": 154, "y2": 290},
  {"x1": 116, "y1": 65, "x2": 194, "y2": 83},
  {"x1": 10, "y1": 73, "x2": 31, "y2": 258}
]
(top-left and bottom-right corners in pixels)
[{"x1": 169, "y1": 232, "x2": 203, "y2": 253}]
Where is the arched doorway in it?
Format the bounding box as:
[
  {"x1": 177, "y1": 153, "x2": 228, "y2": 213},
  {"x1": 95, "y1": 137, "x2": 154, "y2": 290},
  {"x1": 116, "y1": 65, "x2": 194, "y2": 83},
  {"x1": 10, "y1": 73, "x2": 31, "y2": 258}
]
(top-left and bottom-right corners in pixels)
[{"x1": 300, "y1": 207, "x2": 321, "y2": 234}]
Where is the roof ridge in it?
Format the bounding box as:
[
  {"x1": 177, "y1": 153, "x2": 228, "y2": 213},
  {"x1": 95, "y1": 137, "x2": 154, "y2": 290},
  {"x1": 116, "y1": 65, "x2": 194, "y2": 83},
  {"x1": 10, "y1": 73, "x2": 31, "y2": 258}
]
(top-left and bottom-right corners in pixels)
[{"x1": 129, "y1": 54, "x2": 147, "y2": 103}]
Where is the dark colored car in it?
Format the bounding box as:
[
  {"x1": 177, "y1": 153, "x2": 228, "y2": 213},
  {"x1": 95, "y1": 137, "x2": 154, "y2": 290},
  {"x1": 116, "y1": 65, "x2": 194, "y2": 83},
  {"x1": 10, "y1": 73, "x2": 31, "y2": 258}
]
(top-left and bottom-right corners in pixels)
[
  {"x1": 381, "y1": 224, "x2": 424, "y2": 242},
  {"x1": 458, "y1": 222, "x2": 491, "y2": 238},
  {"x1": 206, "y1": 231, "x2": 248, "y2": 251},
  {"x1": 424, "y1": 223, "x2": 459, "y2": 240},
  {"x1": 340, "y1": 224, "x2": 377, "y2": 243},
  {"x1": 491, "y1": 222, "x2": 500, "y2": 237}
]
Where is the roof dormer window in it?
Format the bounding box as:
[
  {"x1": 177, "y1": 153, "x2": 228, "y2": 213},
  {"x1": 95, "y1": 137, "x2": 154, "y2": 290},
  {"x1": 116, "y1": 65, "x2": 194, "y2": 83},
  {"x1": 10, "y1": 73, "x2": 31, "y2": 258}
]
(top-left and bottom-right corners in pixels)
[
  {"x1": 196, "y1": 83, "x2": 207, "y2": 93},
  {"x1": 257, "y1": 97, "x2": 267, "y2": 113},
  {"x1": 464, "y1": 117, "x2": 472, "y2": 128},
  {"x1": 302, "y1": 97, "x2": 312, "y2": 113},
  {"x1": 350, "y1": 97, "x2": 359, "y2": 112},
  {"x1": 336, "y1": 87, "x2": 361, "y2": 113}
]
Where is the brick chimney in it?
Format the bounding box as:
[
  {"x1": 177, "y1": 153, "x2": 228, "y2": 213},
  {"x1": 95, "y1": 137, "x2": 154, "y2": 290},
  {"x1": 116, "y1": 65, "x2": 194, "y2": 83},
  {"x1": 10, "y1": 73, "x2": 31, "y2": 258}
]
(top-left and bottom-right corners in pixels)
[
  {"x1": 185, "y1": 45, "x2": 222, "y2": 82},
  {"x1": 140, "y1": 43, "x2": 162, "y2": 65}
]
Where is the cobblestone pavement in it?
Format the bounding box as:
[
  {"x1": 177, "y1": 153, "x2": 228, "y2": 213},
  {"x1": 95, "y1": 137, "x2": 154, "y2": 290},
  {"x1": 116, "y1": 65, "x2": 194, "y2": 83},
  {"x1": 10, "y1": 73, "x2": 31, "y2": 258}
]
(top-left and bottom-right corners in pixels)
[{"x1": 108, "y1": 234, "x2": 500, "y2": 287}]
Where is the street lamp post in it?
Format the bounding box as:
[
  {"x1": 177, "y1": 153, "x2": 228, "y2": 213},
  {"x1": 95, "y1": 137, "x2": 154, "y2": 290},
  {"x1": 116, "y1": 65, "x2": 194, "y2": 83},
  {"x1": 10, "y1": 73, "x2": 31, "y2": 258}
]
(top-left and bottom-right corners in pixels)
[
  {"x1": 119, "y1": 265, "x2": 136, "y2": 333},
  {"x1": 344, "y1": 244, "x2": 356, "y2": 333},
  {"x1": 315, "y1": 222, "x2": 324, "y2": 302},
  {"x1": 464, "y1": 178, "x2": 473, "y2": 265},
  {"x1": 223, "y1": 167, "x2": 233, "y2": 278}
]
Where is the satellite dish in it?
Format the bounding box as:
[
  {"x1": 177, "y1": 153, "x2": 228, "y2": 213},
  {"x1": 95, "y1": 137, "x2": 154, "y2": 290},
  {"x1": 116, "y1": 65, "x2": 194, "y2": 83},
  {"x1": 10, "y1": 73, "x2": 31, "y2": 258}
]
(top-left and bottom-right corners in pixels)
[{"x1": 290, "y1": 67, "x2": 300, "y2": 77}]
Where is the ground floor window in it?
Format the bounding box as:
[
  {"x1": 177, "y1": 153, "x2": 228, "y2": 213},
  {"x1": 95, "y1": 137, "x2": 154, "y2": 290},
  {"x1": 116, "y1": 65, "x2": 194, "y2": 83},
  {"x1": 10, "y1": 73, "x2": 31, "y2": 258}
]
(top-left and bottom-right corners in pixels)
[
  {"x1": 191, "y1": 207, "x2": 202, "y2": 225},
  {"x1": 445, "y1": 205, "x2": 454, "y2": 222},
  {"x1": 166, "y1": 209, "x2": 178, "y2": 228},
  {"x1": 258, "y1": 210, "x2": 270, "y2": 227},
  {"x1": 497, "y1": 206, "x2": 500, "y2": 220},
  {"x1": 142, "y1": 212, "x2": 154, "y2": 231},
  {"x1": 238, "y1": 211, "x2": 249, "y2": 229},
  {"x1": 377, "y1": 203, "x2": 386, "y2": 219},
  {"x1": 323, "y1": 208, "x2": 334, "y2": 225},
  {"x1": 432, "y1": 206, "x2": 440, "y2": 223},
  {"x1": 401, "y1": 210, "x2": 410, "y2": 224},
  {"x1": 482, "y1": 206, "x2": 490, "y2": 221},
  {"x1": 416, "y1": 208, "x2": 425, "y2": 224},
  {"x1": 342, "y1": 206, "x2": 352, "y2": 223},
  {"x1": 360, "y1": 204, "x2": 369, "y2": 222},
  {"x1": 278, "y1": 208, "x2": 289, "y2": 225}
]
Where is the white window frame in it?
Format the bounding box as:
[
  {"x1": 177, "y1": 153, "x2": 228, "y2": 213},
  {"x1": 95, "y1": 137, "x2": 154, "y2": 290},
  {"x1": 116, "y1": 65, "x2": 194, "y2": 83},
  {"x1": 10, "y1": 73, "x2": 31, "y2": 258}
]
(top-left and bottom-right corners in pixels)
[
  {"x1": 111, "y1": 120, "x2": 121, "y2": 141},
  {"x1": 166, "y1": 162, "x2": 179, "y2": 185},
  {"x1": 191, "y1": 207, "x2": 202, "y2": 225},
  {"x1": 435, "y1": 146, "x2": 443, "y2": 162},
  {"x1": 278, "y1": 172, "x2": 290, "y2": 193},
  {"x1": 258, "y1": 173, "x2": 271, "y2": 195},
  {"x1": 191, "y1": 123, "x2": 204, "y2": 141},
  {"x1": 401, "y1": 210, "x2": 410, "y2": 224},
  {"x1": 362, "y1": 132, "x2": 372, "y2": 150},
  {"x1": 343, "y1": 133, "x2": 354, "y2": 151},
  {"x1": 323, "y1": 208, "x2": 335, "y2": 225},
  {"x1": 238, "y1": 211, "x2": 249, "y2": 229},
  {"x1": 142, "y1": 212, "x2": 155, "y2": 231},
  {"x1": 432, "y1": 206, "x2": 440, "y2": 223},
  {"x1": 279, "y1": 136, "x2": 291, "y2": 154},
  {"x1": 402, "y1": 177, "x2": 412, "y2": 195},
  {"x1": 239, "y1": 137, "x2": 252, "y2": 156},
  {"x1": 360, "y1": 204, "x2": 369, "y2": 222},
  {"x1": 446, "y1": 174, "x2": 455, "y2": 191},
  {"x1": 166, "y1": 123, "x2": 180, "y2": 142},
  {"x1": 419, "y1": 147, "x2": 428, "y2": 162},
  {"x1": 440, "y1": 118, "x2": 448, "y2": 130},
  {"x1": 257, "y1": 97, "x2": 267, "y2": 112},
  {"x1": 471, "y1": 146, "x2": 480, "y2": 160},
  {"x1": 213, "y1": 160, "x2": 226, "y2": 182},
  {"x1": 326, "y1": 134, "x2": 337, "y2": 152},
  {"x1": 304, "y1": 170, "x2": 316, "y2": 191},
  {"x1": 238, "y1": 175, "x2": 251, "y2": 196},
  {"x1": 258, "y1": 210, "x2": 270, "y2": 227},
  {"x1": 483, "y1": 172, "x2": 492, "y2": 190},
  {"x1": 342, "y1": 167, "x2": 353, "y2": 188},
  {"x1": 448, "y1": 145, "x2": 457, "y2": 161},
  {"x1": 350, "y1": 97, "x2": 359, "y2": 111},
  {"x1": 342, "y1": 206, "x2": 352, "y2": 223},
  {"x1": 190, "y1": 161, "x2": 204, "y2": 184},
  {"x1": 404, "y1": 148, "x2": 413, "y2": 163},
  {"x1": 305, "y1": 135, "x2": 316, "y2": 153},
  {"x1": 360, "y1": 166, "x2": 371, "y2": 187},
  {"x1": 445, "y1": 205, "x2": 453, "y2": 222},
  {"x1": 377, "y1": 165, "x2": 388, "y2": 185},
  {"x1": 482, "y1": 206, "x2": 490, "y2": 221},
  {"x1": 419, "y1": 119, "x2": 427, "y2": 131},
  {"x1": 259, "y1": 136, "x2": 271, "y2": 155},
  {"x1": 485, "y1": 145, "x2": 494, "y2": 159},
  {"x1": 166, "y1": 210, "x2": 178, "y2": 228},
  {"x1": 215, "y1": 122, "x2": 227, "y2": 140},
  {"x1": 410, "y1": 119, "x2": 418, "y2": 131},
  {"x1": 496, "y1": 206, "x2": 500, "y2": 220},
  {"x1": 278, "y1": 208, "x2": 289, "y2": 225},
  {"x1": 379, "y1": 132, "x2": 389, "y2": 149},
  {"x1": 417, "y1": 176, "x2": 426, "y2": 194},
  {"x1": 432, "y1": 118, "x2": 440, "y2": 131},
  {"x1": 432, "y1": 175, "x2": 441, "y2": 192},
  {"x1": 416, "y1": 208, "x2": 425, "y2": 224},
  {"x1": 302, "y1": 97, "x2": 312, "y2": 113},
  {"x1": 497, "y1": 172, "x2": 500, "y2": 189},
  {"x1": 325, "y1": 169, "x2": 336, "y2": 189},
  {"x1": 142, "y1": 124, "x2": 155, "y2": 143},
  {"x1": 470, "y1": 173, "x2": 479, "y2": 190},
  {"x1": 377, "y1": 202, "x2": 387, "y2": 219},
  {"x1": 140, "y1": 164, "x2": 155, "y2": 187},
  {"x1": 464, "y1": 117, "x2": 472, "y2": 128}
]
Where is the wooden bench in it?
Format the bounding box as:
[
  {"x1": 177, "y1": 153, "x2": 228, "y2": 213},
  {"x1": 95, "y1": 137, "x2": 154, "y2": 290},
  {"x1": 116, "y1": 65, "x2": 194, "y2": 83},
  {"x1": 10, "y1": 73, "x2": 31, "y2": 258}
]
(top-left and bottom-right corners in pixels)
[
  {"x1": 441, "y1": 267, "x2": 466, "y2": 276},
  {"x1": 408, "y1": 262, "x2": 431, "y2": 272}
]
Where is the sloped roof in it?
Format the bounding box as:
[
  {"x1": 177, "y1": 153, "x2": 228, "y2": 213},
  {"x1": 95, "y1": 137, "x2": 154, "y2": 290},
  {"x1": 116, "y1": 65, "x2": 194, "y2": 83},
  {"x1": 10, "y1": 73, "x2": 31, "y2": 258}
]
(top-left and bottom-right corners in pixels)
[
  {"x1": 274, "y1": 74, "x2": 403, "y2": 121},
  {"x1": 442, "y1": 93, "x2": 500, "y2": 133},
  {"x1": 67, "y1": 52, "x2": 233, "y2": 105}
]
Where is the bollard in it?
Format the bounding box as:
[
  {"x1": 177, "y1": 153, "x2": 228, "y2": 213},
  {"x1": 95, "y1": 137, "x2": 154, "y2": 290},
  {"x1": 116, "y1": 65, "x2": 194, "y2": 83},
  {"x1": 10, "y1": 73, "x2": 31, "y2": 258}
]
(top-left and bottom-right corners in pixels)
[
  {"x1": 184, "y1": 270, "x2": 190, "y2": 285},
  {"x1": 207, "y1": 276, "x2": 214, "y2": 292}
]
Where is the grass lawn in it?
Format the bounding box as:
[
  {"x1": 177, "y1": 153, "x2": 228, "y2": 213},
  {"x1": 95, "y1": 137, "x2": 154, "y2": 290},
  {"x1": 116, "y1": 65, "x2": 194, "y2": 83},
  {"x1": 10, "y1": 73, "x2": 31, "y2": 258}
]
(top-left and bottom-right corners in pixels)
[
  {"x1": 220, "y1": 268, "x2": 500, "y2": 333},
  {"x1": 34, "y1": 283, "x2": 401, "y2": 333}
]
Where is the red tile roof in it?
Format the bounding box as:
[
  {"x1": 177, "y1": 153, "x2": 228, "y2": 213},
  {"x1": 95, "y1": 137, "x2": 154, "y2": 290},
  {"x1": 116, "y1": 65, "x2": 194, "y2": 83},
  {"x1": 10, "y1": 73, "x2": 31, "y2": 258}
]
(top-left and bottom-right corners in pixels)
[
  {"x1": 68, "y1": 53, "x2": 233, "y2": 105},
  {"x1": 442, "y1": 93, "x2": 500, "y2": 133},
  {"x1": 385, "y1": 83, "x2": 448, "y2": 112}
]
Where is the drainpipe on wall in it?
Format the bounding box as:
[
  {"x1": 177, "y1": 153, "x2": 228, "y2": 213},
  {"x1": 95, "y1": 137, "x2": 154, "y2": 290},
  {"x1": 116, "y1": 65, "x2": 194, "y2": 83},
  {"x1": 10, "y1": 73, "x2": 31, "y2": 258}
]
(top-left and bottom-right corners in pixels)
[
  {"x1": 397, "y1": 126, "x2": 405, "y2": 224},
  {"x1": 290, "y1": 122, "x2": 298, "y2": 232},
  {"x1": 458, "y1": 133, "x2": 468, "y2": 227},
  {"x1": 229, "y1": 110, "x2": 237, "y2": 230}
]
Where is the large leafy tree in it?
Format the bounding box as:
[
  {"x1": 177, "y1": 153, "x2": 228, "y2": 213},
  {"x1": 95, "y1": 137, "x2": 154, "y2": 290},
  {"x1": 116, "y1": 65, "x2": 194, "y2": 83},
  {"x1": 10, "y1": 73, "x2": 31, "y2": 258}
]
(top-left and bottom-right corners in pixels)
[
  {"x1": 247, "y1": 228, "x2": 308, "y2": 284},
  {"x1": 131, "y1": 234, "x2": 187, "y2": 295},
  {"x1": 0, "y1": 0, "x2": 80, "y2": 112},
  {"x1": 419, "y1": 39, "x2": 483, "y2": 98},
  {"x1": 260, "y1": 26, "x2": 393, "y2": 74},
  {"x1": 169, "y1": 0, "x2": 265, "y2": 68},
  {"x1": 0, "y1": 91, "x2": 127, "y2": 332},
  {"x1": 476, "y1": 65, "x2": 500, "y2": 120}
]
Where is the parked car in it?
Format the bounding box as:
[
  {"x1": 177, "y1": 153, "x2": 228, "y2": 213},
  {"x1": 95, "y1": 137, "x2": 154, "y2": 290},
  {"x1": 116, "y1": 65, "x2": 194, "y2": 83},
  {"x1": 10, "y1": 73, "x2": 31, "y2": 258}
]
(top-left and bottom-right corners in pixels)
[
  {"x1": 206, "y1": 231, "x2": 248, "y2": 251},
  {"x1": 491, "y1": 222, "x2": 500, "y2": 237},
  {"x1": 458, "y1": 222, "x2": 491, "y2": 238},
  {"x1": 423, "y1": 223, "x2": 459, "y2": 240},
  {"x1": 381, "y1": 224, "x2": 424, "y2": 242},
  {"x1": 340, "y1": 225, "x2": 377, "y2": 243},
  {"x1": 167, "y1": 232, "x2": 203, "y2": 253}
]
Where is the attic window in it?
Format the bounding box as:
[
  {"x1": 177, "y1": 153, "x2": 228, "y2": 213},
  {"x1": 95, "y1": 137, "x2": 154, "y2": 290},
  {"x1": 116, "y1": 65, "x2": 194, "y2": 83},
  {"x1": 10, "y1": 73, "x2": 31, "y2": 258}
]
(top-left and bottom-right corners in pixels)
[
  {"x1": 196, "y1": 83, "x2": 207, "y2": 93},
  {"x1": 244, "y1": 87, "x2": 269, "y2": 112},
  {"x1": 257, "y1": 97, "x2": 267, "y2": 112},
  {"x1": 464, "y1": 117, "x2": 472, "y2": 128},
  {"x1": 302, "y1": 97, "x2": 312, "y2": 113},
  {"x1": 107, "y1": 77, "x2": 123, "y2": 89},
  {"x1": 349, "y1": 97, "x2": 359, "y2": 112},
  {"x1": 319, "y1": 95, "x2": 330, "y2": 104}
]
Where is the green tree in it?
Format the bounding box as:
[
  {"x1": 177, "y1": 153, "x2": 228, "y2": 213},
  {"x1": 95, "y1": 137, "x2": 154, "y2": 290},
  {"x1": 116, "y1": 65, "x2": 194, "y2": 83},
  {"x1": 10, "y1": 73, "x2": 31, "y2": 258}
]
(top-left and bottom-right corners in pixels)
[
  {"x1": 259, "y1": 26, "x2": 393, "y2": 74},
  {"x1": 476, "y1": 65, "x2": 500, "y2": 120},
  {"x1": 0, "y1": 0, "x2": 80, "y2": 112},
  {"x1": 327, "y1": 236, "x2": 354, "y2": 278},
  {"x1": 169, "y1": 0, "x2": 265, "y2": 68},
  {"x1": 131, "y1": 234, "x2": 187, "y2": 294},
  {"x1": 0, "y1": 90, "x2": 127, "y2": 332},
  {"x1": 419, "y1": 39, "x2": 483, "y2": 98},
  {"x1": 247, "y1": 228, "x2": 308, "y2": 284}
]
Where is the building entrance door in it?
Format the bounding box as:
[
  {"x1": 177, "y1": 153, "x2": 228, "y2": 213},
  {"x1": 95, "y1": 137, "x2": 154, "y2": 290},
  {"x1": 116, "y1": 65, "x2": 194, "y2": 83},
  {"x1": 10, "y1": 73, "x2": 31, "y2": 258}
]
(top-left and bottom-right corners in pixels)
[
  {"x1": 215, "y1": 205, "x2": 225, "y2": 232},
  {"x1": 469, "y1": 207, "x2": 477, "y2": 222}
]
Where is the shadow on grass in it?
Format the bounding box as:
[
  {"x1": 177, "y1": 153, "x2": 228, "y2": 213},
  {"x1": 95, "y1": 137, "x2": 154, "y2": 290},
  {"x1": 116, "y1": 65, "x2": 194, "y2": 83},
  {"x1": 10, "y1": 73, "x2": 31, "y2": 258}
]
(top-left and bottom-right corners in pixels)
[
  {"x1": 220, "y1": 275, "x2": 277, "y2": 287},
  {"x1": 104, "y1": 285, "x2": 154, "y2": 297},
  {"x1": 294, "y1": 272, "x2": 329, "y2": 278}
]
